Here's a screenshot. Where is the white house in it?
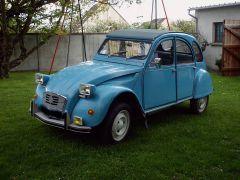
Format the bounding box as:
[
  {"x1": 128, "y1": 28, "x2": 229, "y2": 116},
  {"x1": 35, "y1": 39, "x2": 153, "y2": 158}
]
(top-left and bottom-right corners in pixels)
[
  {"x1": 83, "y1": 3, "x2": 129, "y2": 29},
  {"x1": 189, "y1": 2, "x2": 240, "y2": 70}
]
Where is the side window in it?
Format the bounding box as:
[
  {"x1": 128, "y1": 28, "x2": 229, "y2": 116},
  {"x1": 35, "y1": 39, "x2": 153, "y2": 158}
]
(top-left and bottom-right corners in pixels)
[
  {"x1": 213, "y1": 22, "x2": 224, "y2": 43},
  {"x1": 155, "y1": 39, "x2": 173, "y2": 65},
  {"x1": 176, "y1": 40, "x2": 193, "y2": 64},
  {"x1": 192, "y1": 42, "x2": 203, "y2": 62}
]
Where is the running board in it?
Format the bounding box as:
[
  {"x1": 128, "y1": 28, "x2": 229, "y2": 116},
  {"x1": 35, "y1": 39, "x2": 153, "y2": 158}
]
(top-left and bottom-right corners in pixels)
[{"x1": 145, "y1": 97, "x2": 192, "y2": 115}]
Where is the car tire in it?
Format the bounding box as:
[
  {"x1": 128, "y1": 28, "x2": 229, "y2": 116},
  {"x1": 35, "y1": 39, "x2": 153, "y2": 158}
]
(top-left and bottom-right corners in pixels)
[
  {"x1": 100, "y1": 102, "x2": 132, "y2": 144},
  {"x1": 190, "y1": 96, "x2": 209, "y2": 114}
]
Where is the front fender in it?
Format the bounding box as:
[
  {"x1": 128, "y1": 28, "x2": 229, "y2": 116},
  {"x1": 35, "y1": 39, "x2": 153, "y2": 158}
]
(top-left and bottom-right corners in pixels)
[
  {"x1": 193, "y1": 69, "x2": 213, "y2": 99},
  {"x1": 71, "y1": 85, "x2": 140, "y2": 127}
]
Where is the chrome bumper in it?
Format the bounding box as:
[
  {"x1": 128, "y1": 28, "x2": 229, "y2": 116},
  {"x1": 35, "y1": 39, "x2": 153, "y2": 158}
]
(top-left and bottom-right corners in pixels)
[{"x1": 30, "y1": 100, "x2": 92, "y2": 133}]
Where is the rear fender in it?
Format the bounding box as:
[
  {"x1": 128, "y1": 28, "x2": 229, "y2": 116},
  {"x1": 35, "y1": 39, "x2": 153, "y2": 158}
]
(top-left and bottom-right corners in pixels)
[{"x1": 193, "y1": 69, "x2": 213, "y2": 99}]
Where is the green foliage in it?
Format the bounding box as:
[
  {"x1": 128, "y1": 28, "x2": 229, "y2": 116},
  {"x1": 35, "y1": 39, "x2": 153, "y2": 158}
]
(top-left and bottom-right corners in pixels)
[
  {"x1": 71, "y1": 3, "x2": 110, "y2": 33},
  {"x1": 200, "y1": 39, "x2": 209, "y2": 51},
  {"x1": 171, "y1": 20, "x2": 196, "y2": 34},
  {"x1": 132, "y1": 22, "x2": 166, "y2": 30},
  {"x1": 0, "y1": 0, "x2": 67, "y2": 78},
  {"x1": 0, "y1": 0, "x2": 142, "y2": 78},
  {"x1": 171, "y1": 19, "x2": 209, "y2": 52},
  {"x1": 85, "y1": 19, "x2": 130, "y2": 33},
  {"x1": 5, "y1": 1, "x2": 65, "y2": 34},
  {"x1": 109, "y1": 0, "x2": 142, "y2": 5},
  {"x1": 0, "y1": 72, "x2": 240, "y2": 179}
]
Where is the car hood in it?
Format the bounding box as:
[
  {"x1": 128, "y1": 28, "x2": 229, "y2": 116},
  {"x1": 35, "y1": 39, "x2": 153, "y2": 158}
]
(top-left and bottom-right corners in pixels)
[{"x1": 46, "y1": 60, "x2": 142, "y2": 96}]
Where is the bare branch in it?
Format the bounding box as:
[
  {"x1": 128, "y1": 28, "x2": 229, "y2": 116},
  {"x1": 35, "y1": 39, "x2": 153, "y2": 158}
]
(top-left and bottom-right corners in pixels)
[
  {"x1": 9, "y1": 34, "x2": 51, "y2": 69},
  {"x1": 9, "y1": 1, "x2": 67, "y2": 69}
]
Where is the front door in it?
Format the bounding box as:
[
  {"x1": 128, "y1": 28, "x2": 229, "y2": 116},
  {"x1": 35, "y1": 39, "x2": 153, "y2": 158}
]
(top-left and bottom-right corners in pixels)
[
  {"x1": 175, "y1": 38, "x2": 195, "y2": 100},
  {"x1": 144, "y1": 38, "x2": 176, "y2": 110}
]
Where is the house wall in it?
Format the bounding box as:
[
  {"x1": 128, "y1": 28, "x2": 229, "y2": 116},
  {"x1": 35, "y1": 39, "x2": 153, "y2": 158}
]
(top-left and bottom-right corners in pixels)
[
  {"x1": 11, "y1": 33, "x2": 106, "y2": 71},
  {"x1": 195, "y1": 5, "x2": 240, "y2": 70}
]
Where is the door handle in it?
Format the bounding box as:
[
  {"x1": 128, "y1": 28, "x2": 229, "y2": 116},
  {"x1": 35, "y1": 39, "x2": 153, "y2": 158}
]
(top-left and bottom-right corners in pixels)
[
  {"x1": 172, "y1": 69, "x2": 176, "y2": 72},
  {"x1": 193, "y1": 66, "x2": 196, "y2": 69}
]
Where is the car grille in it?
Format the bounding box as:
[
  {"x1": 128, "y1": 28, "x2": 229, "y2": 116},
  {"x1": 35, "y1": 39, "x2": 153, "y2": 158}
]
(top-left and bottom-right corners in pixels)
[{"x1": 43, "y1": 92, "x2": 67, "y2": 112}]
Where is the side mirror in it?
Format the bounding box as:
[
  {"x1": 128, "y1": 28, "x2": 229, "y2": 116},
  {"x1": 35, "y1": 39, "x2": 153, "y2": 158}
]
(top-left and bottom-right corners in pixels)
[{"x1": 151, "y1": 57, "x2": 162, "y2": 68}]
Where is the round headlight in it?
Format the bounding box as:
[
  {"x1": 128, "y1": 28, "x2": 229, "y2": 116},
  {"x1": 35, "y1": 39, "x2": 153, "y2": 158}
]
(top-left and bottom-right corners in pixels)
[
  {"x1": 35, "y1": 73, "x2": 49, "y2": 86},
  {"x1": 79, "y1": 84, "x2": 95, "y2": 97}
]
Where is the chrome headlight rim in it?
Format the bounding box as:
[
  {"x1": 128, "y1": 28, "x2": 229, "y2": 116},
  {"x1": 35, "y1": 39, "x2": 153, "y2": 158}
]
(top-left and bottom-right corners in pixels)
[
  {"x1": 79, "y1": 83, "x2": 95, "y2": 97},
  {"x1": 35, "y1": 73, "x2": 49, "y2": 86}
]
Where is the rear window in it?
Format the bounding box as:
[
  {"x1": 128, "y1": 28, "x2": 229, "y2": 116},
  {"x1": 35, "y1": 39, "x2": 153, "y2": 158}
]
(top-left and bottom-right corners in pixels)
[
  {"x1": 176, "y1": 40, "x2": 193, "y2": 64},
  {"x1": 192, "y1": 42, "x2": 203, "y2": 62}
]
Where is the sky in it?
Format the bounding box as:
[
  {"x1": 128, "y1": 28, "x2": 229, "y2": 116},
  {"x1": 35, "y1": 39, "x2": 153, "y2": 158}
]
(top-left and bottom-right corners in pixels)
[{"x1": 115, "y1": 0, "x2": 240, "y2": 24}]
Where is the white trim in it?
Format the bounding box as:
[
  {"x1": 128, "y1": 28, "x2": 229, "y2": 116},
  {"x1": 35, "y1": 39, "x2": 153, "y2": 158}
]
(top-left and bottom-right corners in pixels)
[{"x1": 189, "y1": 2, "x2": 240, "y2": 11}]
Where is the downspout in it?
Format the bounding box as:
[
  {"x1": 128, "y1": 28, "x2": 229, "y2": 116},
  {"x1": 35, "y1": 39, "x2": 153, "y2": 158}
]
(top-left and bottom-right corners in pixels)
[
  {"x1": 188, "y1": 8, "x2": 198, "y2": 33},
  {"x1": 188, "y1": 8, "x2": 198, "y2": 73}
]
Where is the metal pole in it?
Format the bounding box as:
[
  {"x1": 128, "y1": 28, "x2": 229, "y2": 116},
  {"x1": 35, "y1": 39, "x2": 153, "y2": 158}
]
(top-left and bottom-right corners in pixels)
[
  {"x1": 149, "y1": 0, "x2": 154, "y2": 29},
  {"x1": 36, "y1": 34, "x2": 40, "y2": 72},
  {"x1": 66, "y1": 0, "x2": 74, "y2": 67},
  {"x1": 78, "y1": 0, "x2": 87, "y2": 62},
  {"x1": 155, "y1": 0, "x2": 157, "y2": 29},
  {"x1": 161, "y1": 0, "x2": 171, "y2": 30},
  {"x1": 48, "y1": 11, "x2": 67, "y2": 74}
]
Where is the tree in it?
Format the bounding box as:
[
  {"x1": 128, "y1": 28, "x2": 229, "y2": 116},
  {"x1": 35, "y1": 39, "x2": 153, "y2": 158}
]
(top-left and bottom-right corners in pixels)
[
  {"x1": 132, "y1": 21, "x2": 166, "y2": 30},
  {"x1": 0, "y1": 0, "x2": 141, "y2": 79},
  {"x1": 85, "y1": 19, "x2": 129, "y2": 33},
  {"x1": 171, "y1": 19, "x2": 196, "y2": 34},
  {"x1": 171, "y1": 19, "x2": 208, "y2": 51},
  {"x1": 0, "y1": 0, "x2": 68, "y2": 79}
]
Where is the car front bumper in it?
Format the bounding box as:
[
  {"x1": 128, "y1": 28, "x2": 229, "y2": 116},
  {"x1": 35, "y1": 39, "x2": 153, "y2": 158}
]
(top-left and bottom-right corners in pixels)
[{"x1": 30, "y1": 100, "x2": 92, "y2": 133}]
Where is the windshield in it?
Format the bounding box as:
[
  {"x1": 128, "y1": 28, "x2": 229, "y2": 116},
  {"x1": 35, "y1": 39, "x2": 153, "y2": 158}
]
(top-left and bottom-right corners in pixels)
[{"x1": 98, "y1": 39, "x2": 152, "y2": 60}]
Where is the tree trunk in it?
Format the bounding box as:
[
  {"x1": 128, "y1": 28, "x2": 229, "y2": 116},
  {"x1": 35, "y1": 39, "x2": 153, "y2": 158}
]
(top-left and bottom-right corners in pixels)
[
  {"x1": 0, "y1": 57, "x2": 10, "y2": 79},
  {"x1": 0, "y1": 38, "x2": 12, "y2": 79},
  {"x1": 0, "y1": 0, "x2": 10, "y2": 79},
  {"x1": 0, "y1": 0, "x2": 67, "y2": 79},
  {"x1": 0, "y1": 36, "x2": 12, "y2": 79}
]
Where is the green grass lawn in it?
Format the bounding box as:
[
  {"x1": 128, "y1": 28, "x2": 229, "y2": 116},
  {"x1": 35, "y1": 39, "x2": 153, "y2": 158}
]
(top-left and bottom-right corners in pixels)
[{"x1": 0, "y1": 72, "x2": 239, "y2": 179}]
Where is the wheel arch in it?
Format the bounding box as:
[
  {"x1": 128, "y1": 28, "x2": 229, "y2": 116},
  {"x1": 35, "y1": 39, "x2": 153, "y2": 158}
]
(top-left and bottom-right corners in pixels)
[
  {"x1": 193, "y1": 69, "x2": 213, "y2": 99},
  {"x1": 72, "y1": 85, "x2": 144, "y2": 127},
  {"x1": 109, "y1": 91, "x2": 144, "y2": 120}
]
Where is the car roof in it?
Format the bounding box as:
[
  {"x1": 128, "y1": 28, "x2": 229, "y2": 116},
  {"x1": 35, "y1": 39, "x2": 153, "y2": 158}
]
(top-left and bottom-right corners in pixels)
[
  {"x1": 107, "y1": 29, "x2": 194, "y2": 41},
  {"x1": 107, "y1": 29, "x2": 168, "y2": 41}
]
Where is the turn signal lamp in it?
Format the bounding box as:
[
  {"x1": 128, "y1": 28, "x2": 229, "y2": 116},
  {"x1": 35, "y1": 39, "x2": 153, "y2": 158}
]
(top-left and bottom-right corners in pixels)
[
  {"x1": 74, "y1": 116, "x2": 83, "y2": 126},
  {"x1": 88, "y1": 109, "x2": 95, "y2": 116},
  {"x1": 33, "y1": 94, "x2": 38, "y2": 100}
]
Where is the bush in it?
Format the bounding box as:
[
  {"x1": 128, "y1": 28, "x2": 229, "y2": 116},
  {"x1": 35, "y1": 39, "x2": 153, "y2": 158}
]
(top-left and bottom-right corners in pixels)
[{"x1": 215, "y1": 57, "x2": 222, "y2": 70}]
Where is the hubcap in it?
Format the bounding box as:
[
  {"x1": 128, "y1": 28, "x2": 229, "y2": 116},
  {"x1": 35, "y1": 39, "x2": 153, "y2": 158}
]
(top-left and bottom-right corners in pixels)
[
  {"x1": 198, "y1": 97, "x2": 207, "y2": 112},
  {"x1": 112, "y1": 110, "x2": 130, "y2": 141}
]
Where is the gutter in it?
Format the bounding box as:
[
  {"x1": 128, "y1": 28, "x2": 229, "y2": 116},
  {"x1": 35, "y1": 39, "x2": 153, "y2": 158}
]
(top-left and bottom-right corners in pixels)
[{"x1": 188, "y1": 8, "x2": 198, "y2": 33}]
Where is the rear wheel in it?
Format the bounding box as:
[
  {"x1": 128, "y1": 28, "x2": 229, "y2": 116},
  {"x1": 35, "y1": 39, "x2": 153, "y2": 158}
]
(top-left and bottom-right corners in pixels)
[
  {"x1": 101, "y1": 102, "x2": 131, "y2": 144},
  {"x1": 190, "y1": 96, "x2": 209, "y2": 114}
]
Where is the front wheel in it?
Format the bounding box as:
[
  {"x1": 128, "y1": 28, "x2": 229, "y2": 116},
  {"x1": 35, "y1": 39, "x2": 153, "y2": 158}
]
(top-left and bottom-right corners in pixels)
[
  {"x1": 100, "y1": 103, "x2": 131, "y2": 144},
  {"x1": 190, "y1": 96, "x2": 209, "y2": 114}
]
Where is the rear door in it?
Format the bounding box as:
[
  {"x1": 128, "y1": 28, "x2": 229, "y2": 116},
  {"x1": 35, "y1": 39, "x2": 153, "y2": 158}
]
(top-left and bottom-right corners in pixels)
[{"x1": 176, "y1": 38, "x2": 195, "y2": 100}]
